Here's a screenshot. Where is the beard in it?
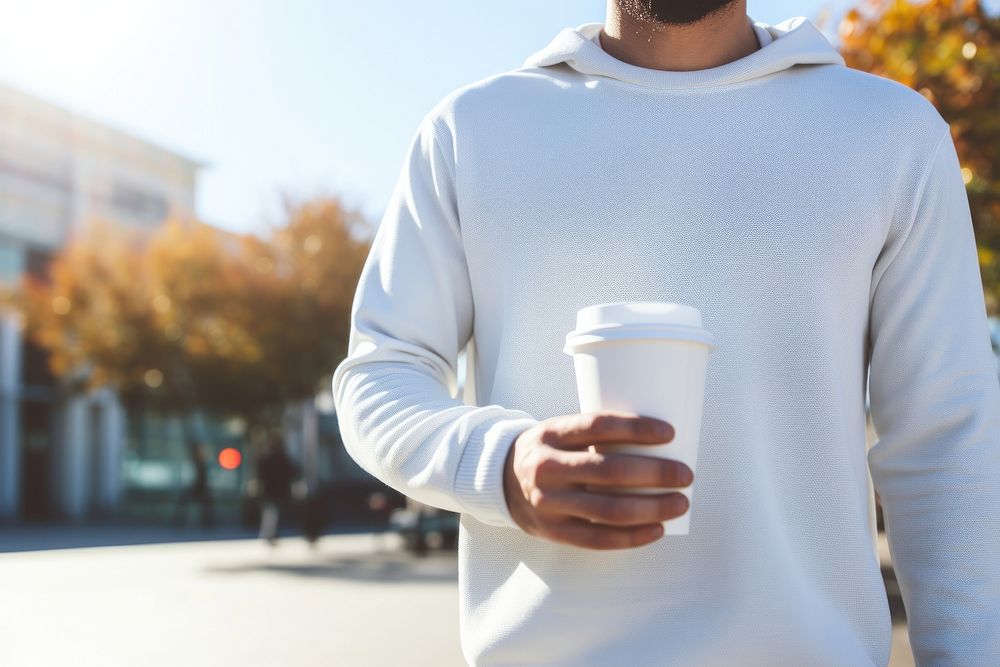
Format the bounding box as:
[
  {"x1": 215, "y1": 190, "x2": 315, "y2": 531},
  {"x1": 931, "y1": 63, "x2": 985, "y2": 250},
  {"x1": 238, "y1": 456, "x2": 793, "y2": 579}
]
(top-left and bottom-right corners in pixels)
[{"x1": 617, "y1": 0, "x2": 740, "y2": 27}]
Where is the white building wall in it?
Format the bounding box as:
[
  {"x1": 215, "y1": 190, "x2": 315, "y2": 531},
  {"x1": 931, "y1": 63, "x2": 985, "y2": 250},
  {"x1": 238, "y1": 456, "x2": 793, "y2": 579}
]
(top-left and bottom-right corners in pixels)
[
  {"x1": 54, "y1": 393, "x2": 89, "y2": 520},
  {"x1": 94, "y1": 387, "x2": 125, "y2": 512},
  {"x1": 49, "y1": 388, "x2": 128, "y2": 520}
]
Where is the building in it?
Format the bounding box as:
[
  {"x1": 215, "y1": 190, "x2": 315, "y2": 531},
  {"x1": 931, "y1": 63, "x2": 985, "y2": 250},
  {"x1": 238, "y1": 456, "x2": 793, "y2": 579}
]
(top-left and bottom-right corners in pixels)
[
  {"x1": 0, "y1": 82, "x2": 392, "y2": 527},
  {"x1": 0, "y1": 81, "x2": 200, "y2": 521}
]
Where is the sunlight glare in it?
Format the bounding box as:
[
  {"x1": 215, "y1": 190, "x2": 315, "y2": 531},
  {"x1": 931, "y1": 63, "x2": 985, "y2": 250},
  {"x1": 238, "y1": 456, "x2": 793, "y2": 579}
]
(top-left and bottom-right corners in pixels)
[{"x1": 0, "y1": 0, "x2": 160, "y2": 89}]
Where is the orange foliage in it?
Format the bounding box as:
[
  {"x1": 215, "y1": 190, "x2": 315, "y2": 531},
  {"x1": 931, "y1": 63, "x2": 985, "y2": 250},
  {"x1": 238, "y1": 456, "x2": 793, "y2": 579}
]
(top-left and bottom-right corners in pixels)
[
  {"x1": 832, "y1": 0, "x2": 1000, "y2": 310},
  {"x1": 19, "y1": 197, "x2": 371, "y2": 422},
  {"x1": 21, "y1": 220, "x2": 165, "y2": 395}
]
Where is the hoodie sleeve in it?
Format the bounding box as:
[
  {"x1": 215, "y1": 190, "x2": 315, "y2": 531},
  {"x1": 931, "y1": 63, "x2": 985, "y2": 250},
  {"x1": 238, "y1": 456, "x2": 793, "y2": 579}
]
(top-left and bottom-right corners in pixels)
[
  {"x1": 867, "y1": 124, "x2": 1000, "y2": 663},
  {"x1": 331, "y1": 113, "x2": 541, "y2": 530}
]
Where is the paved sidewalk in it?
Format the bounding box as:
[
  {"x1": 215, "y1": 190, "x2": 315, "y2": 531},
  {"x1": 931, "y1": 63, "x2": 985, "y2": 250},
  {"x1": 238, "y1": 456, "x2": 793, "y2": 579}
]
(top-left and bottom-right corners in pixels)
[
  {"x1": 0, "y1": 529, "x2": 914, "y2": 666},
  {"x1": 0, "y1": 532, "x2": 465, "y2": 667}
]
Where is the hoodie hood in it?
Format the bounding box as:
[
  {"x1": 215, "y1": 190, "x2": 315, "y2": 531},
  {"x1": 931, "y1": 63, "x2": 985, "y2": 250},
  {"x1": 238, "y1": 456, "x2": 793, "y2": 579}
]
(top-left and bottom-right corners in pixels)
[{"x1": 522, "y1": 15, "x2": 845, "y2": 90}]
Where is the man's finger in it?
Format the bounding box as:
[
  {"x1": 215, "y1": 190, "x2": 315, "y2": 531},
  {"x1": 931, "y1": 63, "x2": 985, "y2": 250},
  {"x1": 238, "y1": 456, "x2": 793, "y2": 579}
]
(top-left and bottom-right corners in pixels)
[
  {"x1": 544, "y1": 516, "x2": 664, "y2": 550},
  {"x1": 541, "y1": 412, "x2": 674, "y2": 449},
  {"x1": 531, "y1": 487, "x2": 689, "y2": 526},
  {"x1": 555, "y1": 451, "x2": 694, "y2": 489}
]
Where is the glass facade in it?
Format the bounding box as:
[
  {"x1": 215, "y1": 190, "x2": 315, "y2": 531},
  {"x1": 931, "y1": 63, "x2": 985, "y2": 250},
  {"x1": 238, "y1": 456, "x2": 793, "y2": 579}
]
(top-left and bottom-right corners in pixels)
[
  {"x1": 121, "y1": 408, "x2": 248, "y2": 524},
  {"x1": 0, "y1": 238, "x2": 24, "y2": 285},
  {"x1": 119, "y1": 407, "x2": 394, "y2": 527}
]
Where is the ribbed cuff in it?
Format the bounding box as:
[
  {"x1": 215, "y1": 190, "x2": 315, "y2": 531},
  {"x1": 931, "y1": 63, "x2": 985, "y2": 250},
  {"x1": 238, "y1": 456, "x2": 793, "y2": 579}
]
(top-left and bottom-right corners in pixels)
[{"x1": 454, "y1": 416, "x2": 540, "y2": 530}]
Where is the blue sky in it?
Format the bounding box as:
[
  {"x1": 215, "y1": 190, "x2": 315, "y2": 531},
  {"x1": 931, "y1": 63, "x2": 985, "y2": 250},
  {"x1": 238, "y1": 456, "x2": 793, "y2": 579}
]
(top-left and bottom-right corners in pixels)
[{"x1": 0, "y1": 0, "x2": 988, "y2": 234}]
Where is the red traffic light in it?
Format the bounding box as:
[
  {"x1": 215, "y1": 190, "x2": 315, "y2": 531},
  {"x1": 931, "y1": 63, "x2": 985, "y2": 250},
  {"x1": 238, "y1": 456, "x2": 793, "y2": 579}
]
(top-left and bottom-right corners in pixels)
[{"x1": 218, "y1": 447, "x2": 242, "y2": 470}]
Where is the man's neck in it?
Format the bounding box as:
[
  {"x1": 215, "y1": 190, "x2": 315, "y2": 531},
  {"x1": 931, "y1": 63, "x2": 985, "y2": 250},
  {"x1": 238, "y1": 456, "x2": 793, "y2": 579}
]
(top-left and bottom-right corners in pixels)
[{"x1": 599, "y1": 0, "x2": 759, "y2": 72}]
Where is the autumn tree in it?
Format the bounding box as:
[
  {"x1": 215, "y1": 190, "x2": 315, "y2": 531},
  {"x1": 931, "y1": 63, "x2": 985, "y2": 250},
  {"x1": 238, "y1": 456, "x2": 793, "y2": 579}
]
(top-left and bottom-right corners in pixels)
[
  {"x1": 143, "y1": 218, "x2": 263, "y2": 420},
  {"x1": 234, "y1": 197, "x2": 371, "y2": 412},
  {"x1": 829, "y1": 0, "x2": 1000, "y2": 311},
  {"x1": 19, "y1": 196, "x2": 371, "y2": 442},
  {"x1": 182, "y1": 196, "x2": 372, "y2": 428},
  {"x1": 20, "y1": 219, "x2": 179, "y2": 406}
]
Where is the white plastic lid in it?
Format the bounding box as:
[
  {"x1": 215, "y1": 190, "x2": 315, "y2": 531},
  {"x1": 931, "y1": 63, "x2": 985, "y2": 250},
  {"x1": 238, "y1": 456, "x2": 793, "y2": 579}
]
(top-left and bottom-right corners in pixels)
[
  {"x1": 564, "y1": 301, "x2": 717, "y2": 355},
  {"x1": 574, "y1": 302, "x2": 703, "y2": 331}
]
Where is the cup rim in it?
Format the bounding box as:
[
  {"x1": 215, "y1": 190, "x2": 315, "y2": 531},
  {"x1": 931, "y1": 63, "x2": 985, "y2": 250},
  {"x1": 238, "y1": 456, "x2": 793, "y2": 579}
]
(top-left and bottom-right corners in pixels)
[{"x1": 563, "y1": 323, "x2": 718, "y2": 355}]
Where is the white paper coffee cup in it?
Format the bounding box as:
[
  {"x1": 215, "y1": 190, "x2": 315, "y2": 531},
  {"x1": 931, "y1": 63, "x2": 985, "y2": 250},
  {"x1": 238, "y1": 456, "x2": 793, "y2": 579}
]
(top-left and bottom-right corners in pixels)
[{"x1": 563, "y1": 302, "x2": 717, "y2": 535}]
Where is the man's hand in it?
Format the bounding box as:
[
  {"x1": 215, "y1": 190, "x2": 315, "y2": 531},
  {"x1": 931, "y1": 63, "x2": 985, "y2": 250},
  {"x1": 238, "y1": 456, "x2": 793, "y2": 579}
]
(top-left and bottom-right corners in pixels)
[{"x1": 502, "y1": 410, "x2": 693, "y2": 550}]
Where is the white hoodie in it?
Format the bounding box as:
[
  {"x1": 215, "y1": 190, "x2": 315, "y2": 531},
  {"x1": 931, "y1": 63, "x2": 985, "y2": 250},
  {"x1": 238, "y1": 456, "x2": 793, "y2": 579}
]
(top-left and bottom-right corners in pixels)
[{"x1": 333, "y1": 14, "x2": 1000, "y2": 666}]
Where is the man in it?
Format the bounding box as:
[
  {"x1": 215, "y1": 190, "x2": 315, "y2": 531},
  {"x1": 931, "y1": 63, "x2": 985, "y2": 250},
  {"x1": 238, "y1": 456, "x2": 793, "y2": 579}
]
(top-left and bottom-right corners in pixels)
[
  {"x1": 332, "y1": 1, "x2": 1000, "y2": 664},
  {"x1": 256, "y1": 432, "x2": 297, "y2": 546},
  {"x1": 172, "y1": 441, "x2": 214, "y2": 529}
]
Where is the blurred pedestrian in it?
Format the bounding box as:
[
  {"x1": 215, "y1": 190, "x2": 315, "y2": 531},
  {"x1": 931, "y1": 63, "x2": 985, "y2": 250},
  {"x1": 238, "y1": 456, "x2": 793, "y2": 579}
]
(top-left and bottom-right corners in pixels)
[
  {"x1": 257, "y1": 431, "x2": 297, "y2": 546},
  {"x1": 172, "y1": 441, "x2": 214, "y2": 529},
  {"x1": 301, "y1": 485, "x2": 326, "y2": 548},
  {"x1": 367, "y1": 491, "x2": 392, "y2": 552}
]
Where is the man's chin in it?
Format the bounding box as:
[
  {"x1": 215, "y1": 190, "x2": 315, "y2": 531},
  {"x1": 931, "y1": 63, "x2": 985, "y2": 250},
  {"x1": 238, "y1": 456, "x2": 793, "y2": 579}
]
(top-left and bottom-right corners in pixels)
[{"x1": 619, "y1": 0, "x2": 740, "y2": 28}]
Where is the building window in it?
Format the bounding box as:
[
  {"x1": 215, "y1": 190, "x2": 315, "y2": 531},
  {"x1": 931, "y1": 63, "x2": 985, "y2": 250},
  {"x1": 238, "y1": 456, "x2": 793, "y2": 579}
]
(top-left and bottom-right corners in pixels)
[
  {"x1": 24, "y1": 246, "x2": 54, "y2": 283},
  {"x1": 110, "y1": 183, "x2": 169, "y2": 222},
  {"x1": 0, "y1": 239, "x2": 24, "y2": 285}
]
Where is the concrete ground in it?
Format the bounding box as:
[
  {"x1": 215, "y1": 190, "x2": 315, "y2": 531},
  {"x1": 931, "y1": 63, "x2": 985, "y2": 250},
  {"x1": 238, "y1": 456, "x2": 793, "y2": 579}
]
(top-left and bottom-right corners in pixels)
[
  {"x1": 0, "y1": 531, "x2": 465, "y2": 667},
  {"x1": 0, "y1": 529, "x2": 914, "y2": 667}
]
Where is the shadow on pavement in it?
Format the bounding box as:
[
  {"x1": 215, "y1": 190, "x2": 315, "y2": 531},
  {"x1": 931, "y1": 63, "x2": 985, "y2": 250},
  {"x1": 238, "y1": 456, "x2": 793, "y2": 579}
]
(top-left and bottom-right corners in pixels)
[
  {"x1": 204, "y1": 547, "x2": 458, "y2": 584},
  {"x1": 0, "y1": 522, "x2": 374, "y2": 553}
]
